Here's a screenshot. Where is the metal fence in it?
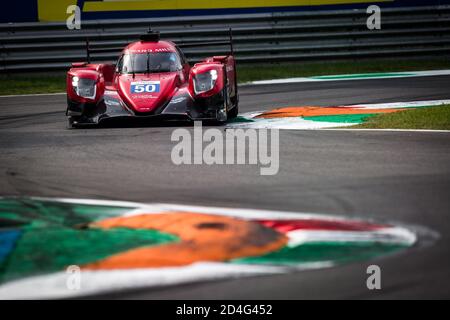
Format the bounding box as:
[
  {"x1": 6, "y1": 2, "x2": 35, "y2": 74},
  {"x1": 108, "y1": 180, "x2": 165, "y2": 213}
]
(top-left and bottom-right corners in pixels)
[{"x1": 1, "y1": 5, "x2": 450, "y2": 72}]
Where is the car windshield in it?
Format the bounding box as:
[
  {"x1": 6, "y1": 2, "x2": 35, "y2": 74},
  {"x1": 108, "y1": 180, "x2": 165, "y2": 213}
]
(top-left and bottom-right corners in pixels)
[{"x1": 117, "y1": 52, "x2": 181, "y2": 74}]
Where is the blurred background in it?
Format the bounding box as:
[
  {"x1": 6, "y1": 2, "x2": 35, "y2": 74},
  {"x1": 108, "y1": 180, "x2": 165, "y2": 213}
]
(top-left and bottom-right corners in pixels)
[{"x1": 1, "y1": 1, "x2": 450, "y2": 69}]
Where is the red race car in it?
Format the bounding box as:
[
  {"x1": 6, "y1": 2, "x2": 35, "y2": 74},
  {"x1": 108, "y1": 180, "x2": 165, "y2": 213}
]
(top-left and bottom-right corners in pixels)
[{"x1": 66, "y1": 29, "x2": 238, "y2": 127}]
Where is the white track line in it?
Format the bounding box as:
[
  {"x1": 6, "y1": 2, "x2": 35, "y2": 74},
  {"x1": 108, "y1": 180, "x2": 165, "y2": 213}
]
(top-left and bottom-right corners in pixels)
[
  {"x1": 318, "y1": 128, "x2": 450, "y2": 133},
  {"x1": 349, "y1": 99, "x2": 450, "y2": 109},
  {"x1": 243, "y1": 69, "x2": 450, "y2": 86},
  {"x1": 0, "y1": 92, "x2": 65, "y2": 98}
]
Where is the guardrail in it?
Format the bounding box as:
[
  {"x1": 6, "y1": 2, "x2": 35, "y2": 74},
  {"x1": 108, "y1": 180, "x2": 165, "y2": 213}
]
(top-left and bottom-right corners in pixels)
[{"x1": 1, "y1": 6, "x2": 450, "y2": 72}]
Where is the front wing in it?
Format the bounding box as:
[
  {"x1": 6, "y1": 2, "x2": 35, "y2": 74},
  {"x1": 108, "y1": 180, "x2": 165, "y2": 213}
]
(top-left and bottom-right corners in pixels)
[{"x1": 66, "y1": 90, "x2": 228, "y2": 126}]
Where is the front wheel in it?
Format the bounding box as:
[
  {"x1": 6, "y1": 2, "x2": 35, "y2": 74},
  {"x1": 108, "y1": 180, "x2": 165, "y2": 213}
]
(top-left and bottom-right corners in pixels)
[
  {"x1": 67, "y1": 116, "x2": 82, "y2": 129},
  {"x1": 227, "y1": 103, "x2": 239, "y2": 119},
  {"x1": 214, "y1": 88, "x2": 229, "y2": 124},
  {"x1": 67, "y1": 116, "x2": 76, "y2": 129}
]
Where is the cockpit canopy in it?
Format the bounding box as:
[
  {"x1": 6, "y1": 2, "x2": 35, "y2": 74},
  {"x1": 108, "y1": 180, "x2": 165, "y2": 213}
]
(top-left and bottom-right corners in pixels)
[{"x1": 116, "y1": 52, "x2": 182, "y2": 74}]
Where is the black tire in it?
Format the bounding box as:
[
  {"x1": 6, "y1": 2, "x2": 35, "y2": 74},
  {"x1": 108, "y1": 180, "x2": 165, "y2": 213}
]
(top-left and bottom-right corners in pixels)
[
  {"x1": 213, "y1": 88, "x2": 229, "y2": 124},
  {"x1": 228, "y1": 102, "x2": 239, "y2": 119},
  {"x1": 67, "y1": 117, "x2": 76, "y2": 129},
  {"x1": 67, "y1": 116, "x2": 81, "y2": 129}
]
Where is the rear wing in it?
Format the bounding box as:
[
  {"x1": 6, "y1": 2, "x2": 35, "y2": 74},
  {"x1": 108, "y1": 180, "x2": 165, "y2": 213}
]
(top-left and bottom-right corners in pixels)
[{"x1": 84, "y1": 28, "x2": 235, "y2": 64}]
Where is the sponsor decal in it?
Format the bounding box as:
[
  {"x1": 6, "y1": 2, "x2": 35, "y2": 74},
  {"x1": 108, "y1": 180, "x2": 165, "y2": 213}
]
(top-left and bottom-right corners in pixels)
[
  {"x1": 132, "y1": 95, "x2": 158, "y2": 100},
  {"x1": 32, "y1": 1, "x2": 450, "y2": 23},
  {"x1": 0, "y1": 197, "x2": 418, "y2": 298},
  {"x1": 82, "y1": 0, "x2": 393, "y2": 13},
  {"x1": 130, "y1": 81, "x2": 160, "y2": 94},
  {"x1": 127, "y1": 48, "x2": 174, "y2": 54}
]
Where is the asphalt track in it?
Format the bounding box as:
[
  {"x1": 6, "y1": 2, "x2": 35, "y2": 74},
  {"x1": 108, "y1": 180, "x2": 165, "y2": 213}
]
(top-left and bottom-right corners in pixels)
[{"x1": 1, "y1": 75, "x2": 450, "y2": 299}]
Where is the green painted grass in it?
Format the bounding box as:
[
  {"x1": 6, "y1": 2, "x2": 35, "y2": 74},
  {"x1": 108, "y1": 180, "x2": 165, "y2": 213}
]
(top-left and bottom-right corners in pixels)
[
  {"x1": 0, "y1": 198, "x2": 179, "y2": 283},
  {"x1": 1, "y1": 59, "x2": 450, "y2": 95},
  {"x1": 233, "y1": 242, "x2": 406, "y2": 266},
  {"x1": 352, "y1": 105, "x2": 450, "y2": 130},
  {"x1": 304, "y1": 113, "x2": 378, "y2": 123},
  {"x1": 228, "y1": 115, "x2": 254, "y2": 123},
  {"x1": 0, "y1": 227, "x2": 178, "y2": 284},
  {"x1": 0, "y1": 198, "x2": 135, "y2": 228},
  {"x1": 311, "y1": 72, "x2": 416, "y2": 80}
]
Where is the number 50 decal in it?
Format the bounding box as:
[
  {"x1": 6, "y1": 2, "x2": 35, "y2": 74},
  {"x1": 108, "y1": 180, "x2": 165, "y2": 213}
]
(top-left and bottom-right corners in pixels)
[{"x1": 131, "y1": 81, "x2": 160, "y2": 94}]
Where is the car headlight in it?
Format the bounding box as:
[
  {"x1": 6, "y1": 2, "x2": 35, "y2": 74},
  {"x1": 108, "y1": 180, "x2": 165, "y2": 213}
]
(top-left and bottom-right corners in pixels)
[
  {"x1": 193, "y1": 69, "x2": 218, "y2": 94},
  {"x1": 72, "y1": 76, "x2": 96, "y2": 99}
]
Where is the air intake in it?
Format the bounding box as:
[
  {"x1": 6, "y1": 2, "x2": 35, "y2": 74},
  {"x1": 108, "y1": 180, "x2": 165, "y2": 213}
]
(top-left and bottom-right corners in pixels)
[{"x1": 140, "y1": 28, "x2": 160, "y2": 42}]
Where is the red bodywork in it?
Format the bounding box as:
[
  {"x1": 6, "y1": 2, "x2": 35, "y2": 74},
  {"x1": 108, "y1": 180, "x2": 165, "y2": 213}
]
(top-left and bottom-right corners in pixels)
[{"x1": 66, "y1": 37, "x2": 238, "y2": 126}]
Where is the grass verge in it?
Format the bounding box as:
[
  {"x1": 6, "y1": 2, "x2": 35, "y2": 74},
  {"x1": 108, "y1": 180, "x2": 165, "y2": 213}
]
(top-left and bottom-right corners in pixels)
[
  {"x1": 0, "y1": 74, "x2": 66, "y2": 96},
  {"x1": 1, "y1": 59, "x2": 450, "y2": 96},
  {"x1": 352, "y1": 105, "x2": 450, "y2": 130}
]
